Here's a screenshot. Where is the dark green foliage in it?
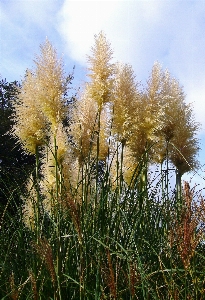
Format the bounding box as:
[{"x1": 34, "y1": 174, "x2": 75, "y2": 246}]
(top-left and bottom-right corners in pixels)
[{"x1": 0, "y1": 78, "x2": 35, "y2": 213}]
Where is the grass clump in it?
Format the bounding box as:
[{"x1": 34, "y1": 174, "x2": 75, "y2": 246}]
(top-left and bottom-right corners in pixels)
[{"x1": 1, "y1": 32, "x2": 205, "y2": 299}]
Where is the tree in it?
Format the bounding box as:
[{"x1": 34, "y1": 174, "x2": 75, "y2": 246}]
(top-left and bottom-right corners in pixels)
[{"x1": 0, "y1": 78, "x2": 35, "y2": 212}]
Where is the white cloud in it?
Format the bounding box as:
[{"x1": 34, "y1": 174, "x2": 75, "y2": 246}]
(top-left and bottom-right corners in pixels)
[
  {"x1": 58, "y1": 0, "x2": 205, "y2": 133},
  {"x1": 57, "y1": 0, "x2": 167, "y2": 67},
  {"x1": 58, "y1": 1, "x2": 125, "y2": 63}
]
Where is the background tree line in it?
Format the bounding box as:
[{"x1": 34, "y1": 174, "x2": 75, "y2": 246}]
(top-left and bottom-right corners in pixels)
[{"x1": 0, "y1": 78, "x2": 35, "y2": 213}]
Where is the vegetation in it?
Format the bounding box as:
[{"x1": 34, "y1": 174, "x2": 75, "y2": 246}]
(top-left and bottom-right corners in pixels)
[
  {"x1": 0, "y1": 78, "x2": 35, "y2": 214},
  {"x1": 0, "y1": 32, "x2": 205, "y2": 299}
]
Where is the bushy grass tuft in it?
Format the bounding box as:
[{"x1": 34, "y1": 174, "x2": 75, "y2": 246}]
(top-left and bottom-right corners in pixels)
[
  {"x1": 1, "y1": 34, "x2": 204, "y2": 300},
  {"x1": 1, "y1": 151, "x2": 205, "y2": 299}
]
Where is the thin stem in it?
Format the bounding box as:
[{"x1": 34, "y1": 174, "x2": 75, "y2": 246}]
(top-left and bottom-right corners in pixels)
[
  {"x1": 95, "y1": 108, "x2": 101, "y2": 210},
  {"x1": 35, "y1": 145, "x2": 40, "y2": 244},
  {"x1": 54, "y1": 136, "x2": 62, "y2": 300}
]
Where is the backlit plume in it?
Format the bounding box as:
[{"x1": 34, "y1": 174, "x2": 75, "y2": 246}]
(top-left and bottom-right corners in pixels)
[
  {"x1": 87, "y1": 31, "x2": 114, "y2": 110},
  {"x1": 22, "y1": 176, "x2": 38, "y2": 231},
  {"x1": 12, "y1": 39, "x2": 69, "y2": 154},
  {"x1": 40, "y1": 124, "x2": 72, "y2": 210},
  {"x1": 35, "y1": 39, "x2": 68, "y2": 131},
  {"x1": 112, "y1": 63, "x2": 139, "y2": 144},
  {"x1": 12, "y1": 70, "x2": 47, "y2": 154},
  {"x1": 70, "y1": 87, "x2": 99, "y2": 164}
]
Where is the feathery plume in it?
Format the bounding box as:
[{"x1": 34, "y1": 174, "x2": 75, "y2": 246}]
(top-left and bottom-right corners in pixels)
[
  {"x1": 22, "y1": 176, "x2": 38, "y2": 231},
  {"x1": 169, "y1": 101, "x2": 200, "y2": 175},
  {"x1": 12, "y1": 70, "x2": 47, "y2": 154},
  {"x1": 112, "y1": 62, "x2": 139, "y2": 144},
  {"x1": 12, "y1": 39, "x2": 70, "y2": 153},
  {"x1": 71, "y1": 88, "x2": 110, "y2": 162},
  {"x1": 70, "y1": 87, "x2": 98, "y2": 163},
  {"x1": 87, "y1": 31, "x2": 114, "y2": 109},
  {"x1": 34, "y1": 39, "x2": 68, "y2": 131},
  {"x1": 41, "y1": 123, "x2": 81, "y2": 213}
]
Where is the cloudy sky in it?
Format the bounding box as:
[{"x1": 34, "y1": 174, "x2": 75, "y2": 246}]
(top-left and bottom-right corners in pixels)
[{"x1": 1, "y1": 0, "x2": 205, "y2": 185}]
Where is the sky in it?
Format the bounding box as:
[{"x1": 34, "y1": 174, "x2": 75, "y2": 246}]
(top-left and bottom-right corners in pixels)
[{"x1": 1, "y1": 0, "x2": 205, "y2": 187}]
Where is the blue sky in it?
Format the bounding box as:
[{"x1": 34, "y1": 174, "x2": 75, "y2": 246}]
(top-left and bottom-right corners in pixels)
[{"x1": 1, "y1": 0, "x2": 205, "y2": 187}]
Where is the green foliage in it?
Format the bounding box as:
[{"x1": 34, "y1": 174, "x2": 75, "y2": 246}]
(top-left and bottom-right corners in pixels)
[{"x1": 0, "y1": 78, "x2": 35, "y2": 214}]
